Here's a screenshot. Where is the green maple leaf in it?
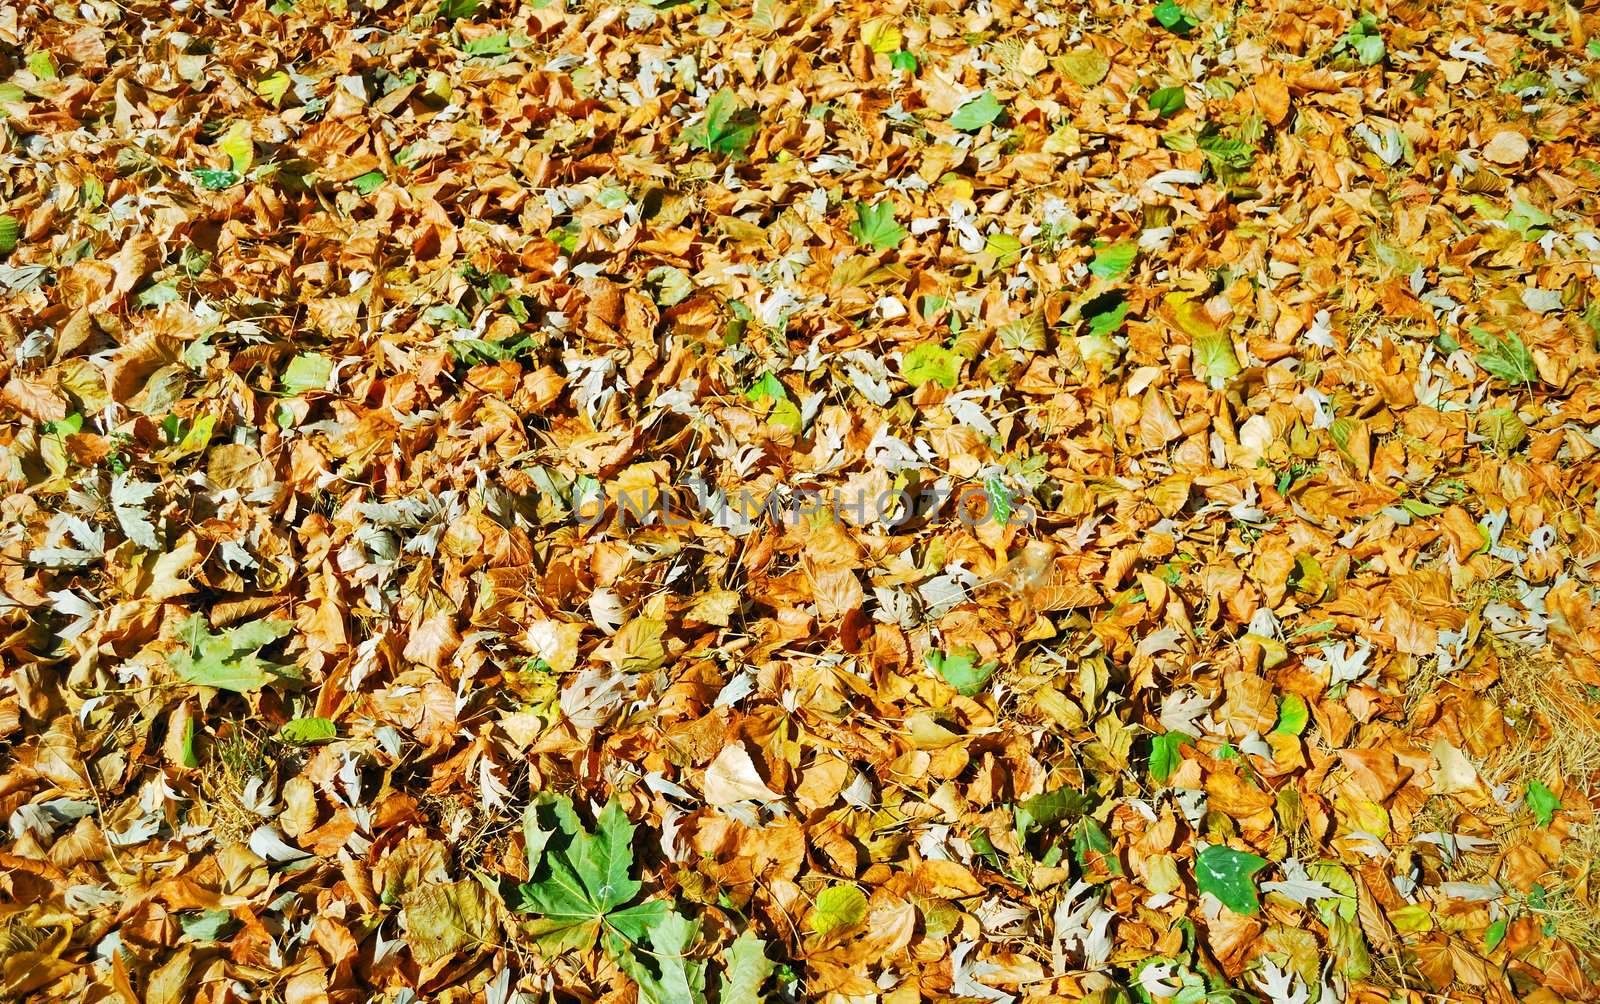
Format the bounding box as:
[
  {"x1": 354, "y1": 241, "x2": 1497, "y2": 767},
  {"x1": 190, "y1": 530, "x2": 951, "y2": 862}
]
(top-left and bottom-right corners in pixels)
[
  {"x1": 516, "y1": 795, "x2": 667, "y2": 951},
  {"x1": 1196, "y1": 844, "x2": 1269, "y2": 915},
  {"x1": 849, "y1": 201, "x2": 906, "y2": 251},
  {"x1": 1527, "y1": 780, "x2": 1560, "y2": 828},
  {"x1": 685, "y1": 89, "x2": 757, "y2": 159},
  {"x1": 171, "y1": 615, "x2": 298, "y2": 692}
]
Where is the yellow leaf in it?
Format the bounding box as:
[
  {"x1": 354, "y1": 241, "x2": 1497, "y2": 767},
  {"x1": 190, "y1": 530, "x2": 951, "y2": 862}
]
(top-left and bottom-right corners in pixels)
[
  {"x1": 257, "y1": 71, "x2": 292, "y2": 105},
  {"x1": 219, "y1": 121, "x2": 253, "y2": 175},
  {"x1": 861, "y1": 17, "x2": 902, "y2": 54}
]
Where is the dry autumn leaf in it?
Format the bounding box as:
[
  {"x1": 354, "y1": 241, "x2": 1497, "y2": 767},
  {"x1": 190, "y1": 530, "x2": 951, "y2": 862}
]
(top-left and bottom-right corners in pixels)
[{"x1": 5, "y1": 0, "x2": 1600, "y2": 1002}]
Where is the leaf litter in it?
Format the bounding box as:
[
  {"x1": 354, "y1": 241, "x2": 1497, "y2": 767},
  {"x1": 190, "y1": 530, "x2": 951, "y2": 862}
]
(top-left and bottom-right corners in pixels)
[{"x1": 4, "y1": 0, "x2": 1600, "y2": 1001}]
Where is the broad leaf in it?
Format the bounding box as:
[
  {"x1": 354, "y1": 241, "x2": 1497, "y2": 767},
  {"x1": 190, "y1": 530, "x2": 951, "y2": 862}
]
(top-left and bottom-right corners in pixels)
[
  {"x1": 901, "y1": 342, "x2": 960, "y2": 388},
  {"x1": 949, "y1": 91, "x2": 1002, "y2": 131},
  {"x1": 1154, "y1": 0, "x2": 1196, "y2": 34},
  {"x1": 1015, "y1": 786, "x2": 1096, "y2": 839},
  {"x1": 1147, "y1": 86, "x2": 1186, "y2": 116},
  {"x1": 810, "y1": 884, "x2": 868, "y2": 935},
  {"x1": 1088, "y1": 241, "x2": 1137, "y2": 281},
  {"x1": 1526, "y1": 780, "x2": 1559, "y2": 827},
  {"x1": 280, "y1": 717, "x2": 337, "y2": 744},
  {"x1": 1469, "y1": 326, "x2": 1538, "y2": 385},
  {"x1": 1149, "y1": 731, "x2": 1189, "y2": 784},
  {"x1": 686, "y1": 88, "x2": 756, "y2": 159},
  {"x1": 719, "y1": 930, "x2": 775, "y2": 1001},
  {"x1": 171, "y1": 615, "x2": 297, "y2": 692},
  {"x1": 849, "y1": 201, "x2": 906, "y2": 251},
  {"x1": 1273, "y1": 695, "x2": 1309, "y2": 736},
  {"x1": 926, "y1": 648, "x2": 997, "y2": 696},
  {"x1": 1196, "y1": 845, "x2": 1269, "y2": 915},
  {"x1": 282, "y1": 352, "x2": 333, "y2": 395}
]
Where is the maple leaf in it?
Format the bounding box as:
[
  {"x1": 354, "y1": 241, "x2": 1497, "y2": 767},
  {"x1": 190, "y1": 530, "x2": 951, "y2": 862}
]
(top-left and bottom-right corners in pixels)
[
  {"x1": 849, "y1": 201, "x2": 906, "y2": 251},
  {"x1": 684, "y1": 89, "x2": 756, "y2": 159},
  {"x1": 170, "y1": 615, "x2": 298, "y2": 692},
  {"x1": 516, "y1": 796, "x2": 667, "y2": 951}
]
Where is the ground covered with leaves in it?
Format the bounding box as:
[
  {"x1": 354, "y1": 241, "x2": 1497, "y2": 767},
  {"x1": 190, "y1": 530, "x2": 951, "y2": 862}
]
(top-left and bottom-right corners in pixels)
[{"x1": 5, "y1": 0, "x2": 1600, "y2": 1001}]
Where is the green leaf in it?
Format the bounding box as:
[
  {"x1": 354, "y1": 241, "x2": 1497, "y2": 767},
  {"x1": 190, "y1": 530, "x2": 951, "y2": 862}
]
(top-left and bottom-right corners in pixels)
[
  {"x1": 614, "y1": 910, "x2": 707, "y2": 1004},
  {"x1": 282, "y1": 352, "x2": 334, "y2": 395},
  {"x1": 136, "y1": 279, "x2": 181, "y2": 309},
  {"x1": 1153, "y1": 0, "x2": 1195, "y2": 34},
  {"x1": 438, "y1": 0, "x2": 479, "y2": 19},
  {"x1": 1485, "y1": 917, "x2": 1508, "y2": 952},
  {"x1": 1085, "y1": 294, "x2": 1130, "y2": 337},
  {"x1": 351, "y1": 170, "x2": 387, "y2": 195},
  {"x1": 1072, "y1": 818, "x2": 1119, "y2": 873},
  {"x1": 1353, "y1": 33, "x2": 1385, "y2": 65},
  {"x1": 26, "y1": 51, "x2": 58, "y2": 79},
  {"x1": 1527, "y1": 780, "x2": 1560, "y2": 828},
  {"x1": 516, "y1": 794, "x2": 667, "y2": 956},
  {"x1": 647, "y1": 265, "x2": 694, "y2": 306},
  {"x1": 901, "y1": 342, "x2": 960, "y2": 388},
  {"x1": 1169, "y1": 294, "x2": 1242, "y2": 384},
  {"x1": 949, "y1": 91, "x2": 1003, "y2": 131},
  {"x1": 686, "y1": 88, "x2": 757, "y2": 159},
  {"x1": 1197, "y1": 128, "x2": 1256, "y2": 174},
  {"x1": 926, "y1": 648, "x2": 997, "y2": 696},
  {"x1": 1273, "y1": 694, "x2": 1309, "y2": 736},
  {"x1": 1147, "y1": 86, "x2": 1186, "y2": 116},
  {"x1": 745, "y1": 371, "x2": 788, "y2": 404},
  {"x1": 719, "y1": 930, "x2": 775, "y2": 1001},
  {"x1": 180, "y1": 718, "x2": 199, "y2": 769},
  {"x1": 1088, "y1": 240, "x2": 1138, "y2": 281},
  {"x1": 280, "y1": 717, "x2": 337, "y2": 744},
  {"x1": 606, "y1": 899, "x2": 672, "y2": 943},
  {"x1": 890, "y1": 50, "x2": 918, "y2": 73},
  {"x1": 1469, "y1": 326, "x2": 1538, "y2": 385},
  {"x1": 462, "y1": 32, "x2": 511, "y2": 56},
  {"x1": 171, "y1": 614, "x2": 297, "y2": 692},
  {"x1": 0, "y1": 215, "x2": 19, "y2": 255},
  {"x1": 181, "y1": 909, "x2": 238, "y2": 942},
  {"x1": 571, "y1": 799, "x2": 643, "y2": 912},
  {"x1": 1014, "y1": 786, "x2": 1096, "y2": 839},
  {"x1": 192, "y1": 169, "x2": 241, "y2": 191},
  {"x1": 810, "y1": 884, "x2": 868, "y2": 936},
  {"x1": 1309, "y1": 861, "x2": 1359, "y2": 924},
  {"x1": 1195, "y1": 844, "x2": 1269, "y2": 915},
  {"x1": 849, "y1": 201, "x2": 906, "y2": 251},
  {"x1": 1149, "y1": 731, "x2": 1190, "y2": 784}
]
